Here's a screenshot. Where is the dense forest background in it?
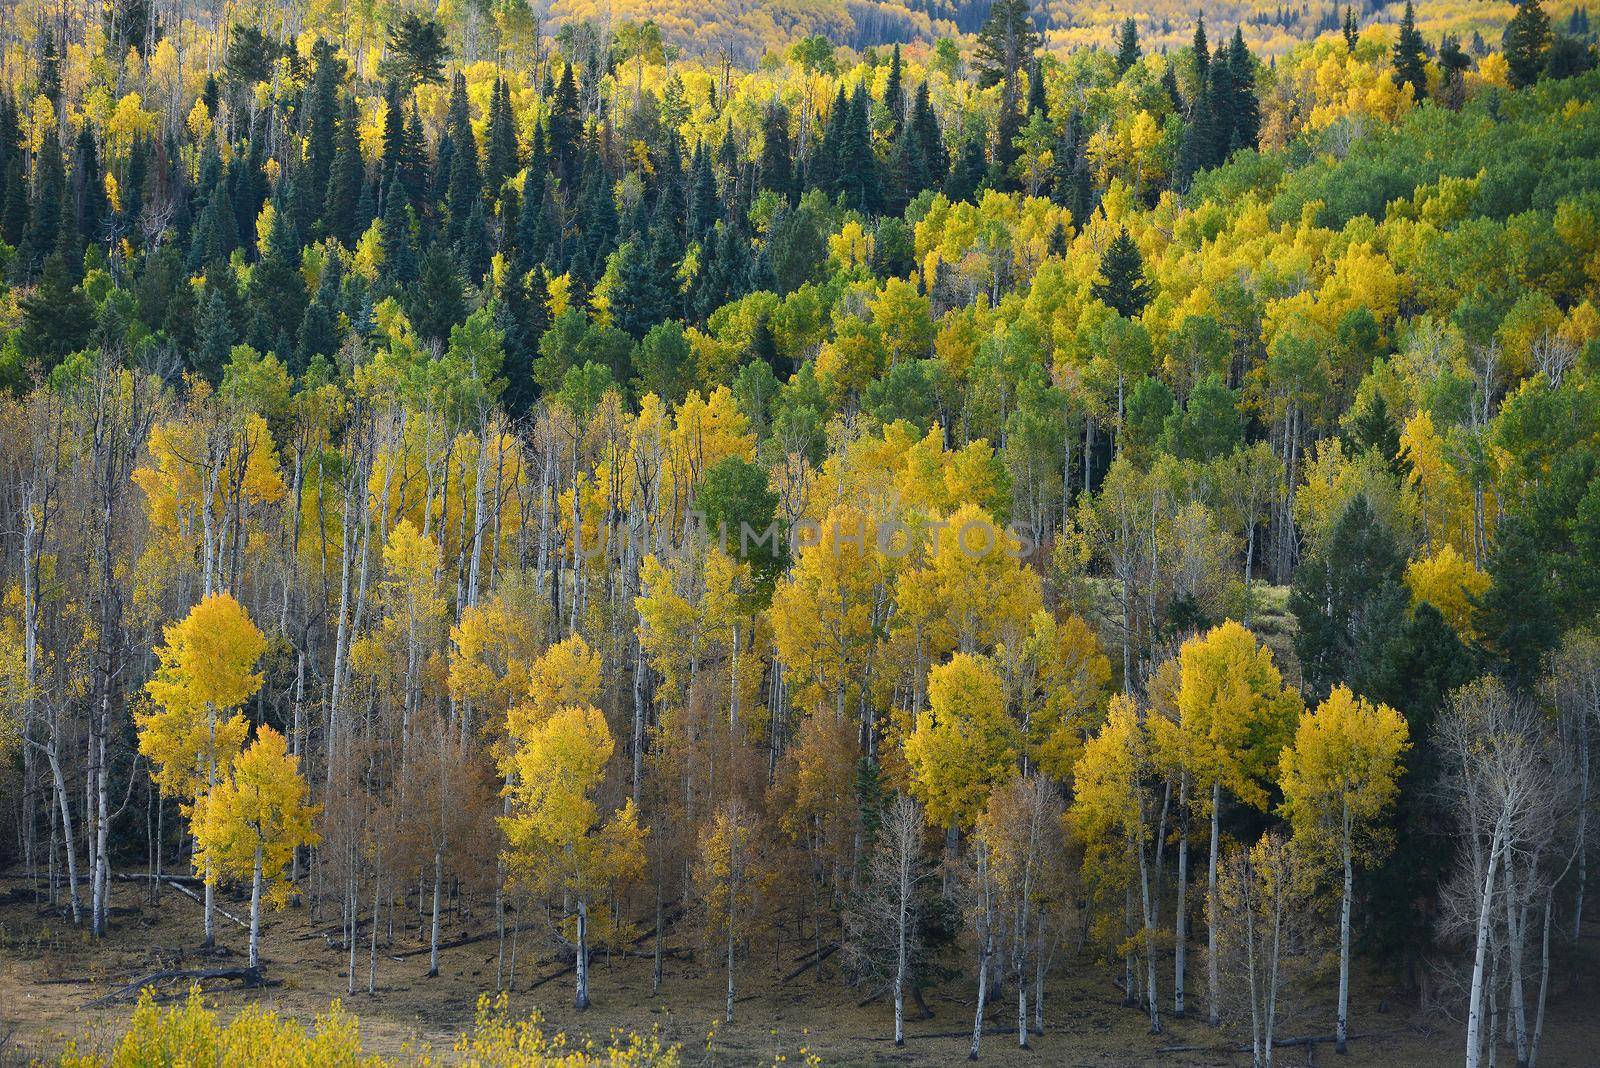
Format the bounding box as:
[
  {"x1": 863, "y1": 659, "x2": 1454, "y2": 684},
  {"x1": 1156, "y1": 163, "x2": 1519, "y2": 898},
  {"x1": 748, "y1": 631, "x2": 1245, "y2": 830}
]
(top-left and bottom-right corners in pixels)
[{"x1": 0, "y1": 0, "x2": 1599, "y2": 1065}]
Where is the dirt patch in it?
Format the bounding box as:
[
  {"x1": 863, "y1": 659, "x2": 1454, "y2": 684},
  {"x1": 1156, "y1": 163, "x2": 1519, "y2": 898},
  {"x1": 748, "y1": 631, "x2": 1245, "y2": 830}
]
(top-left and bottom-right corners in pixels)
[{"x1": 0, "y1": 872, "x2": 1593, "y2": 1066}]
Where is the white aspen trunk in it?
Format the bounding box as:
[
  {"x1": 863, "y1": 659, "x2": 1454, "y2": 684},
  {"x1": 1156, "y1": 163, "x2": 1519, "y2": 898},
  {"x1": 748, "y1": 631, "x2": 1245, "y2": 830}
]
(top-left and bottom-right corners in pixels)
[
  {"x1": 1207, "y1": 781, "x2": 1221, "y2": 1026},
  {"x1": 428, "y1": 848, "x2": 443, "y2": 977},
  {"x1": 249, "y1": 841, "x2": 263, "y2": 969},
  {"x1": 895, "y1": 844, "x2": 909, "y2": 1046},
  {"x1": 1466, "y1": 827, "x2": 1507, "y2": 1068},
  {"x1": 1338, "y1": 831, "x2": 1353, "y2": 1054},
  {"x1": 1505, "y1": 857, "x2": 1530, "y2": 1068},
  {"x1": 1175, "y1": 779, "x2": 1188, "y2": 1017},
  {"x1": 1530, "y1": 888, "x2": 1552, "y2": 1068},
  {"x1": 1138, "y1": 834, "x2": 1161, "y2": 1034},
  {"x1": 970, "y1": 925, "x2": 990, "y2": 1061},
  {"x1": 45, "y1": 744, "x2": 81, "y2": 923},
  {"x1": 575, "y1": 897, "x2": 590, "y2": 1010}
]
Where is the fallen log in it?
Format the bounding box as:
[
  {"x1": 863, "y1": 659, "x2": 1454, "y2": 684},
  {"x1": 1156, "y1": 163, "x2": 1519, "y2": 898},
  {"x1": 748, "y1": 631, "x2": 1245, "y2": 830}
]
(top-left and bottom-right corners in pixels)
[
  {"x1": 781, "y1": 942, "x2": 838, "y2": 983},
  {"x1": 113, "y1": 874, "x2": 249, "y2": 930},
  {"x1": 88, "y1": 967, "x2": 269, "y2": 1007},
  {"x1": 389, "y1": 929, "x2": 497, "y2": 961}
]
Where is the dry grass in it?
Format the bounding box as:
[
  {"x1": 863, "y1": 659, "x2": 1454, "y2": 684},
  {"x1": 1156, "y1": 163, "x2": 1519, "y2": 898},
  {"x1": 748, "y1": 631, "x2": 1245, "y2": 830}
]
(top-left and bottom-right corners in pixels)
[{"x1": 4, "y1": 872, "x2": 1597, "y2": 1066}]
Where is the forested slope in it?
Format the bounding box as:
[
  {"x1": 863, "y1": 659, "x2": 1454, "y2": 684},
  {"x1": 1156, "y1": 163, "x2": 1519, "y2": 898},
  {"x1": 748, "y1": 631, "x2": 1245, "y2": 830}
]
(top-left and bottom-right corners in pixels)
[{"x1": 0, "y1": 2, "x2": 1598, "y2": 1066}]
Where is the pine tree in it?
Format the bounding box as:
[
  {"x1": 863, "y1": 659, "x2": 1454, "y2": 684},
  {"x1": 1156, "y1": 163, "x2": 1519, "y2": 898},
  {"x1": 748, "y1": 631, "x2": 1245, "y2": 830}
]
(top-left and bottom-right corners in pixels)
[
  {"x1": 1504, "y1": 0, "x2": 1553, "y2": 88},
  {"x1": 72, "y1": 126, "x2": 107, "y2": 254},
  {"x1": 193, "y1": 290, "x2": 235, "y2": 384},
  {"x1": 759, "y1": 103, "x2": 795, "y2": 202},
  {"x1": 304, "y1": 39, "x2": 342, "y2": 209},
  {"x1": 1476, "y1": 515, "x2": 1560, "y2": 685},
  {"x1": 885, "y1": 44, "x2": 907, "y2": 133},
  {"x1": 1116, "y1": 19, "x2": 1142, "y2": 76},
  {"x1": 379, "y1": 177, "x2": 419, "y2": 292},
  {"x1": 483, "y1": 78, "x2": 519, "y2": 203},
  {"x1": 19, "y1": 127, "x2": 64, "y2": 278},
  {"x1": 16, "y1": 254, "x2": 92, "y2": 370},
  {"x1": 324, "y1": 98, "x2": 364, "y2": 245},
  {"x1": 410, "y1": 243, "x2": 467, "y2": 347},
  {"x1": 1092, "y1": 228, "x2": 1152, "y2": 318},
  {"x1": 1393, "y1": 1, "x2": 1429, "y2": 99},
  {"x1": 975, "y1": 0, "x2": 1042, "y2": 114},
  {"x1": 1193, "y1": 14, "x2": 1211, "y2": 87}
]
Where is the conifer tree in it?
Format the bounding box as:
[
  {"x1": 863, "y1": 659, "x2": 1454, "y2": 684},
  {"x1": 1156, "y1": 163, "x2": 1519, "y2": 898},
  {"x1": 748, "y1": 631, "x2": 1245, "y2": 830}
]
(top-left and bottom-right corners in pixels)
[
  {"x1": 1116, "y1": 18, "x2": 1142, "y2": 75},
  {"x1": 1092, "y1": 228, "x2": 1152, "y2": 319},
  {"x1": 1393, "y1": 0, "x2": 1429, "y2": 98},
  {"x1": 1504, "y1": 0, "x2": 1553, "y2": 87}
]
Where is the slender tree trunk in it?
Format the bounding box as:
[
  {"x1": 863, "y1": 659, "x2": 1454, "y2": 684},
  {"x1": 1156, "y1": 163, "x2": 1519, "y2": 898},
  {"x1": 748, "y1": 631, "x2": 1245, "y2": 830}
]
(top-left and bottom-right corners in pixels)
[
  {"x1": 1337, "y1": 836, "x2": 1352, "y2": 1054},
  {"x1": 249, "y1": 841, "x2": 264, "y2": 969},
  {"x1": 575, "y1": 897, "x2": 590, "y2": 1010},
  {"x1": 1466, "y1": 829, "x2": 1506, "y2": 1068},
  {"x1": 1208, "y1": 782, "x2": 1221, "y2": 1026},
  {"x1": 428, "y1": 848, "x2": 443, "y2": 977},
  {"x1": 1175, "y1": 780, "x2": 1188, "y2": 1017}
]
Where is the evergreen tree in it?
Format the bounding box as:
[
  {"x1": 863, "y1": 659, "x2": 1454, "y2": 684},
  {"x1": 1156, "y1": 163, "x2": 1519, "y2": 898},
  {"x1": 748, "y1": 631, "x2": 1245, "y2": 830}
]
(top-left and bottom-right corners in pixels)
[
  {"x1": 247, "y1": 207, "x2": 308, "y2": 352},
  {"x1": 379, "y1": 178, "x2": 419, "y2": 292},
  {"x1": 484, "y1": 78, "x2": 520, "y2": 202},
  {"x1": 324, "y1": 98, "x2": 364, "y2": 245},
  {"x1": 549, "y1": 64, "x2": 583, "y2": 181},
  {"x1": 20, "y1": 127, "x2": 64, "y2": 278},
  {"x1": 39, "y1": 31, "x2": 61, "y2": 104},
  {"x1": 759, "y1": 104, "x2": 796, "y2": 202},
  {"x1": 1289, "y1": 495, "x2": 1405, "y2": 693},
  {"x1": 975, "y1": 0, "x2": 1042, "y2": 114},
  {"x1": 1504, "y1": 0, "x2": 1553, "y2": 88},
  {"x1": 72, "y1": 126, "x2": 107, "y2": 254},
  {"x1": 885, "y1": 44, "x2": 907, "y2": 133},
  {"x1": 193, "y1": 289, "x2": 235, "y2": 384},
  {"x1": 1223, "y1": 30, "x2": 1261, "y2": 155},
  {"x1": 1091, "y1": 228, "x2": 1152, "y2": 318},
  {"x1": 0, "y1": 96, "x2": 28, "y2": 246},
  {"x1": 1343, "y1": 6, "x2": 1360, "y2": 51},
  {"x1": 1115, "y1": 18, "x2": 1142, "y2": 76},
  {"x1": 380, "y1": 13, "x2": 450, "y2": 89},
  {"x1": 1393, "y1": 1, "x2": 1429, "y2": 99},
  {"x1": 410, "y1": 243, "x2": 467, "y2": 347},
  {"x1": 304, "y1": 39, "x2": 342, "y2": 209},
  {"x1": 1193, "y1": 14, "x2": 1211, "y2": 86},
  {"x1": 16, "y1": 254, "x2": 92, "y2": 370},
  {"x1": 1475, "y1": 516, "x2": 1560, "y2": 686}
]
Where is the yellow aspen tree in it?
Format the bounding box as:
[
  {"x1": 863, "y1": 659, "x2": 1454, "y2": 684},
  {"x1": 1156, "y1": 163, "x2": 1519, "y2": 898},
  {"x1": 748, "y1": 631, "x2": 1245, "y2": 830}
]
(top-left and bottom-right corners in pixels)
[
  {"x1": 1170, "y1": 620, "x2": 1303, "y2": 1026},
  {"x1": 1278, "y1": 685, "x2": 1409, "y2": 1055},
  {"x1": 139, "y1": 592, "x2": 267, "y2": 947},
  {"x1": 1012, "y1": 611, "x2": 1112, "y2": 781},
  {"x1": 1404, "y1": 544, "x2": 1490, "y2": 641},
  {"x1": 903, "y1": 652, "x2": 1019, "y2": 831},
  {"x1": 501, "y1": 657, "x2": 645, "y2": 1011},
  {"x1": 193, "y1": 726, "x2": 320, "y2": 969},
  {"x1": 1072, "y1": 695, "x2": 1164, "y2": 1034}
]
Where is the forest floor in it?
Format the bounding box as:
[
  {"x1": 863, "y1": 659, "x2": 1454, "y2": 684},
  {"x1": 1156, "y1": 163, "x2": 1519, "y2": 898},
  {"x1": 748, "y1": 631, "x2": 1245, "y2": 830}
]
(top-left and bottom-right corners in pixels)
[{"x1": 3, "y1": 872, "x2": 1599, "y2": 1065}]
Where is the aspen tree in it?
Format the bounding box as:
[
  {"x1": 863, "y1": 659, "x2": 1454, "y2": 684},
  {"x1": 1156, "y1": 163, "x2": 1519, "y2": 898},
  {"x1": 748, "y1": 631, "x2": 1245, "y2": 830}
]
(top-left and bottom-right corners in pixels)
[
  {"x1": 193, "y1": 726, "x2": 320, "y2": 969},
  {"x1": 139, "y1": 593, "x2": 267, "y2": 947},
  {"x1": 1278, "y1": 684, "x2": 1409, "y2": 1054}
]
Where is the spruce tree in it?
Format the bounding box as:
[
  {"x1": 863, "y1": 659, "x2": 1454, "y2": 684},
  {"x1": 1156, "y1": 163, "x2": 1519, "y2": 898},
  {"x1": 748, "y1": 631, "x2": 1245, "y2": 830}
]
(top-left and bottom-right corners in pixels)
[
  {"x1": 72, "y1": 126, "x2": 107, "y2": 254},
  {"x1": 1092, "y1": 228, "x2": 1152, "y2": 318},
  {"x1": 1343, "y1": 6, "x2": 1359, "y2": 51},
  {"x1": 759, "y1": 104, "x2": 795, "y2": 202},
  {"x1": 484, "y1": 78, "x2": 520, "y2": 202},
  {"x1": 1115, "y1": 18, "x2": 1142, "y2": 76},
  {"x1": 1226, "y1": 29, "x2": 1261, "y2": 154},
  {"x1": 1504, "y1": 0, "x2": 1552, "y2": 87},
  {"x1": 16, "y1": 254, "x2": 92, "y2": 370},
  {"x1": 324, "y1": 98, "x2": 364, "y2": 244},
  {"x1": 1393, "y1": 1, "x2": 1428, "y2": 99},
  {"x1": 193, "y1": 288, "x2": 235, "y2": 384},
  {"x1": 885, "y1": 44, "x2": 907, "y2": 133},
  {"x1": 410, "y1": 243, "x2": 467, "y2": 347},
  {"x1": 20, "y1": 127, "x2": 63, "y2": 279}
]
